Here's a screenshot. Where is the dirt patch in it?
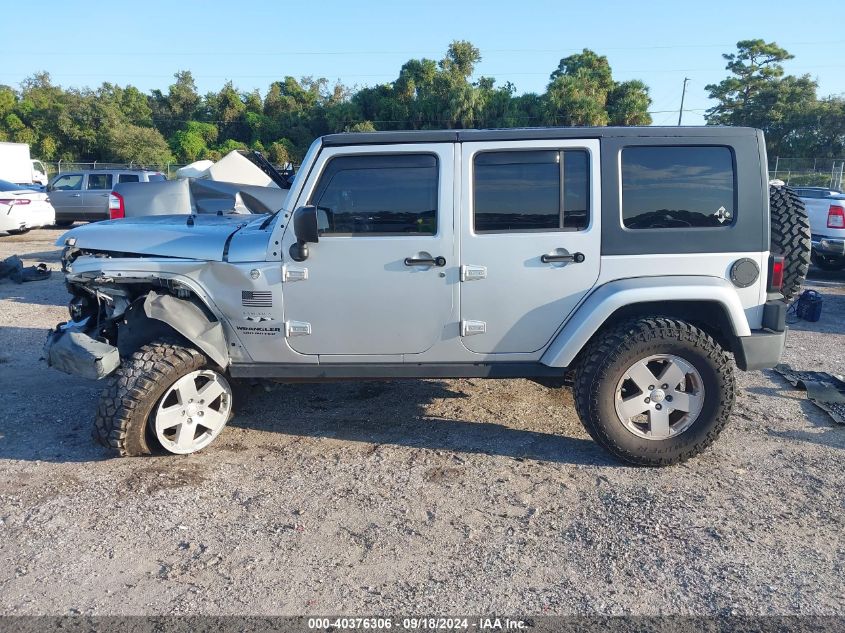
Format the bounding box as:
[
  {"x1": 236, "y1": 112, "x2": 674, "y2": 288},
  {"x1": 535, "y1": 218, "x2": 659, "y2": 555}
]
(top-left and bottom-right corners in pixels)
[{"x1": 123, "y1": 462, "x2": 207, "y2": 494}]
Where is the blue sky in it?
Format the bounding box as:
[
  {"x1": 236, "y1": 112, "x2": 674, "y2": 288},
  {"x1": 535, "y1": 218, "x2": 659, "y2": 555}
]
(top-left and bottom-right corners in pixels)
[{"x1": 3, "y1": 0, "x2": 843, "y2": 126}]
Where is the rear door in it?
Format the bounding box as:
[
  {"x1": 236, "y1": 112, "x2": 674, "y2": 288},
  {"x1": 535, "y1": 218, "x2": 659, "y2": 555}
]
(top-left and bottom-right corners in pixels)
[
  {"x1": 82, "y1": 172, "x2": 113, "y2": 220},
  {"x1": 459, "y1": 139, "x2": 601, "y2": 354},
  {"x1": 47, "y1": 173, "x2": 84, "y2": 221}
]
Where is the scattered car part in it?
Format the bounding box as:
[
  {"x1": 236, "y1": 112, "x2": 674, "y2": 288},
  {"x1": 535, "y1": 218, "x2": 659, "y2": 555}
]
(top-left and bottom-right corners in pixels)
[
  {"x1": 775, "y1": 364, "x2": 845, "y2": 425},
  {"x1": 0, "y1": 255, "x2": 51, "y2": 283}
]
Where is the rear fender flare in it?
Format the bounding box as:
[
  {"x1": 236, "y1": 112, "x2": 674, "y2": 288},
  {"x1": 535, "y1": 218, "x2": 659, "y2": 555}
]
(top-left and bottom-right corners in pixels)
[{"x1": 540, "y1": 276, "x2": 751, "y2": 368}]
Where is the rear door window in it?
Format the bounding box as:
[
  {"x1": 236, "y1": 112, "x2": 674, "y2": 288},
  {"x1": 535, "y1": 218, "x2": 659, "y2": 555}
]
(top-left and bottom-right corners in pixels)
[
  {"x1": 621, "y1": 146, "x2": 736, "y2": 229},
  {"x1": 473, "y1": 149, "x2": 590, "y2": 232},
  {"x1": 87, "y1": 174, "x2": 113, "y2": 190}
]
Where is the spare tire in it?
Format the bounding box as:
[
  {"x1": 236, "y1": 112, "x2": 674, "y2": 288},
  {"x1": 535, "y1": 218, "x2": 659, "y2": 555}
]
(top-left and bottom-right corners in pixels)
[{"x1": 769, "y1": 185, "x2": 811, "y2": 301}]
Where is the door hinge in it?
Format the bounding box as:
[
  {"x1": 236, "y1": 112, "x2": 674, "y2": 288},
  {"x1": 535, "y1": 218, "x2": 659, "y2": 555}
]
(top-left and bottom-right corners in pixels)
[
  {"x1": 285, "y1": 320, "x2": 311, "y2": 337},
  {"x1": 460, "y1": 264, "x2": 487, "y2": 282},
  {"x1": 283, "y1": 265, "x2": 308, "y2": 282},
  {"x1": 461, "y1": 320, "x2": 487, "y2": 336}
]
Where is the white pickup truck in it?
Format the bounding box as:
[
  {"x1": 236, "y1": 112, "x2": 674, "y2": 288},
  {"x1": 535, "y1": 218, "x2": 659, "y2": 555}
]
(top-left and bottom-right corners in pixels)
[{"x1": 793, "y1": 187, "x2": 845, "y2": 271}]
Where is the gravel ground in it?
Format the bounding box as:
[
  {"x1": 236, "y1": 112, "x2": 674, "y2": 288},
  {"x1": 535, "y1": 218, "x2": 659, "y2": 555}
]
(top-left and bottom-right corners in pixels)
[{"x1": 0, "y1": 228, "x2": 843, "y2": 616}]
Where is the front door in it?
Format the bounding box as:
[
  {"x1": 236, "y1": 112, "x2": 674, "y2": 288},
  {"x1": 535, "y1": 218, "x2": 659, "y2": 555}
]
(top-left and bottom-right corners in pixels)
[
  {"x1": 281, "y1": 144, "x2": 454, "y2": 356},
  {"x1": 459, "y1": 140, "x2": 602, "y2": 354}
]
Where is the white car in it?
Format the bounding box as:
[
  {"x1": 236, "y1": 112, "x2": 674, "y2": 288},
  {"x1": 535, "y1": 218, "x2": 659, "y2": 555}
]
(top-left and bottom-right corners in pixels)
[{"x1": 0, "y1": 179, "x2": 56, "y2": 234}]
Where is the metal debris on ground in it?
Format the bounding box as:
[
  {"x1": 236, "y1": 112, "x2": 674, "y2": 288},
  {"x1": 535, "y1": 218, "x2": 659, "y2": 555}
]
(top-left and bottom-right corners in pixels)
[
  {"x1": 775, "y1": 363, "x2": 845, "y2": 424},
  {"x1": 0, "y1": 255, "x2": 50, "y2": 283}
]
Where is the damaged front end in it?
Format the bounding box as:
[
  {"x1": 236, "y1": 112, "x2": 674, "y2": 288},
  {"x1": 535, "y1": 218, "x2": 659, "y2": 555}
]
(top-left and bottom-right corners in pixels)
[
  {"x1": 43, "y1": 269, "x2": 133, "y2": 380},
  {"x1": 45, "y1": 241, "x2": 229, "y2": 380}
]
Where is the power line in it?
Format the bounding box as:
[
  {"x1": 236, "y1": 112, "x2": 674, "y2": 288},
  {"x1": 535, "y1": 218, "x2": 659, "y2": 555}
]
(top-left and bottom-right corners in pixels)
[
  {"x1": 4, "y1": 66, "x2": 841, "y2": 82},
  {"x1": 14, "y1": 40, "x2": 842, "y2": 57}
]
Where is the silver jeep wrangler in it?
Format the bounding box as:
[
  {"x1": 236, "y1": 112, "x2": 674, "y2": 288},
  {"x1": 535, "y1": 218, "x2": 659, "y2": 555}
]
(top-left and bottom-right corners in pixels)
[{"x1": 44, "y1": 127, "x2": 811, "y2": 465}]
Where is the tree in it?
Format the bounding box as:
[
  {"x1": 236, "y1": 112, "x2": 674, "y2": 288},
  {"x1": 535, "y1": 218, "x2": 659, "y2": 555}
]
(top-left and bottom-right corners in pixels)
[
  {"x1": 108, "y1": 124, "x2": 173, "y2": 165},
  {"x1": 542, "y1": 49, "x2": 649, "y2": 126},
  {"x1": 704, "y1": 40, "x2": 840, "y2": 157},
  {"x1": 607, "y1": 80, "x2": 652, "y2": 126},
  {"x1": 705, "y1": 39, "x2": 795, "y2": 125}
]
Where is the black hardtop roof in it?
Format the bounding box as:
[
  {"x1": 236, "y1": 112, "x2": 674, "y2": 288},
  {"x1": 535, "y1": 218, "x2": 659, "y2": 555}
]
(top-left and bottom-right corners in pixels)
[{"x1": 322, "y1": 126, "x2": 760, "y2": 147}]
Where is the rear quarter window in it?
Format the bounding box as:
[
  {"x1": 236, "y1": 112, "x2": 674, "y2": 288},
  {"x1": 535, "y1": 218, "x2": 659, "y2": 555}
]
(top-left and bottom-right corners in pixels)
[
  {"x1": 621, "y1": 146, "x2": 736, "y2": 229},
  {"x1": 146, "y1": 174, "x2": 166, "y2": 182}
]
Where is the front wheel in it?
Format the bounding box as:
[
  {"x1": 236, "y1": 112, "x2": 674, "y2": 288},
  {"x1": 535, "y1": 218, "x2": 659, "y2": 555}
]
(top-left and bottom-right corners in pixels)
[
  {"x1": 94, "y1": 342, "x2": 233, "y2": 456},
  {"x1": 574, "y1": 317, "x2": 735, "y2": 466}
]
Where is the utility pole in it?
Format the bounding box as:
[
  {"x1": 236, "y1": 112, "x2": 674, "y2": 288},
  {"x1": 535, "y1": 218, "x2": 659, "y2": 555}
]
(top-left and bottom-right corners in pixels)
[{"x1": 678, "y1": 77, "x2": 690, "y2": 126}]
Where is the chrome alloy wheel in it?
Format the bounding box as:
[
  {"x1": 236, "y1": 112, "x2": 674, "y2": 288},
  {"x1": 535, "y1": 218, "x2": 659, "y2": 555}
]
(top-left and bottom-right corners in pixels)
[
  {"x1": 614, "y1": 354, "x2": 705, "y2": 440},
  {"x1": 153, "y1": 369, "x2": 233, "y2": 454}
]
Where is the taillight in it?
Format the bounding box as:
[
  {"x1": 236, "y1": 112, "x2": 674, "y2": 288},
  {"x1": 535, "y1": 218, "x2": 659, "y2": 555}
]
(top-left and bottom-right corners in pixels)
[
  {"x1": 827, "y1": 205, "x2": 845, "y2": 229},
  {"x1": 0, "y1": 198, "x2": 31, "y2": 205},
  {"x1": 768, "y1": 255, "x2": 784, "y2": 292},
  {"x1": 109, "y1": 192, "x2": 125, "y2": 219}
]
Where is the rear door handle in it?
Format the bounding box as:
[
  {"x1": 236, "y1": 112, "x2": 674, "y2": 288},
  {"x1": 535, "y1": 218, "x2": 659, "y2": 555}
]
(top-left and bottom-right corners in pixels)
[
  {"x1": 541, "y1": 252, "x2": 585, "y2": 264},
  {"x1": 71, "y1": 193, "x2": 81, "y2": 198},
  {"x1": 404, "y1": 256, "x2": 446, "y2": 267}
]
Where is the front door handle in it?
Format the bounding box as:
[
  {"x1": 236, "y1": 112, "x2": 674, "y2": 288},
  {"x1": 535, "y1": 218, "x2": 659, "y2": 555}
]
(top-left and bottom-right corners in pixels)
[
  {"x1": 541, "y1": 252, "x2": 585, "y2": 264},
  {"x1": 404, "y1": 255, "x2": 446, "y2": 267},
  {"x1": 71, "y1": 193, "x2": 81, "y2": 198}
]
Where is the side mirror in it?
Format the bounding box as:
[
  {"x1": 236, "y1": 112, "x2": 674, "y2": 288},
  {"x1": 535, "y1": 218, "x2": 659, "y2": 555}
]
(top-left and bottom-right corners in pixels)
[{"x1": 289, "y1": 205, "x2": 319, "y2": 262}]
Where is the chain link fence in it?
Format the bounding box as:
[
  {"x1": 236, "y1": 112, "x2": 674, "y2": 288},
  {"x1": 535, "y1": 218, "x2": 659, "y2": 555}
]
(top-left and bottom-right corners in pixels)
[
  {"x1": 44, "y1": 161, "x2": 188, "y2": 179},
  {"x1": 770, "y1": 157, "x2": 845, "y2": 190}
]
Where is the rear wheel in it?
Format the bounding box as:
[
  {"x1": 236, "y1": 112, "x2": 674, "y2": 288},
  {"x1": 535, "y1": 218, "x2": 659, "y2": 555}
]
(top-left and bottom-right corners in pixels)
[
  {"x1": 574, "y1": 317, "x2": 735, "y2": 466},
  {"x1": 5, "y1": 228, "x2": 30, "y2": 235},
  {"x1": 54, "y1": 220, "x2": 74, "y2": 228}
]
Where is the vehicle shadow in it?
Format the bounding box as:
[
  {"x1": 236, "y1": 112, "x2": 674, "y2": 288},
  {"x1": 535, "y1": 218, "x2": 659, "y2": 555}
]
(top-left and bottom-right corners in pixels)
[
  {"x1": 226, "y1": 379, "x2": 614, "y2": 466},
  {"x1": 0, "y1": 334, "x2": 611, "y2": 466}
]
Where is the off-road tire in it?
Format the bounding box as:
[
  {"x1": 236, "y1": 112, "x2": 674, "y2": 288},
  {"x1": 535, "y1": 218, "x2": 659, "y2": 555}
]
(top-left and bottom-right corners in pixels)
[
  {"x1": 769, "y1": 185, "x2": 811, "y2": 301},
  {"x1": 94, "y1": 342, "x2": 207, "y2": 456},
  {"x1": 573, "y1": 317, "x2": 735, "y2": 466}
]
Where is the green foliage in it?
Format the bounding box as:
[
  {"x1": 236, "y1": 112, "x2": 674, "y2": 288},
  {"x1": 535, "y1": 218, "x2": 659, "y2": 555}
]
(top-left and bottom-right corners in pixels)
[
  {"x1": 706, "y1": 39, "x2": 844, "y2": 158},
  {"x1": 0, "y1": 43, "x2": 657, "y2": 165},
  {"x1": 544, "y1": 50, "x2": 651, "y2": 127}
]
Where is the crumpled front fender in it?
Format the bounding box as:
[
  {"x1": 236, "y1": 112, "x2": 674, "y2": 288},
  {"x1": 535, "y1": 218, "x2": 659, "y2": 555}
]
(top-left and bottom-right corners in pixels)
[{"x1": 143, "y1": 292, "x2": 230, "y2": 369}]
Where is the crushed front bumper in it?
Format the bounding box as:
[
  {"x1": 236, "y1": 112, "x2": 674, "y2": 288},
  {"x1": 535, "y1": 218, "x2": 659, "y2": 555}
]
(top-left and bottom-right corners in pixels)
[{"x1": 44, "y1": 321, "x2": 120, "y2": 380}]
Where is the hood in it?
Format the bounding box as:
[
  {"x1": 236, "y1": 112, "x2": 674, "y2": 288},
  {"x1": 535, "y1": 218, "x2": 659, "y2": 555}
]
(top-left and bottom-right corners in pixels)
[{"x1": 56, "y1": 214, "x2": 262, "y2": 261}]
